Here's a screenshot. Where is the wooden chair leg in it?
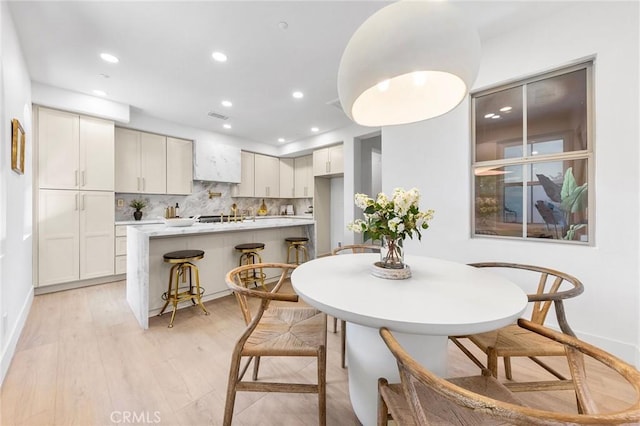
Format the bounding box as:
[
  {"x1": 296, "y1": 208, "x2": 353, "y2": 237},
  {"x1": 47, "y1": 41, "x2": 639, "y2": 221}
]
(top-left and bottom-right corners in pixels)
[
  {"x1": 341, "y1": 320, "x2": 347, "y2": 369},
  {"x1": 318, "y1": 346, "x2": 327, "y2": 426},
  {"x1": 487, "y1": 347, "x2": 499, "y2": 378},
  {"x1": 504, "y1": 356, "x2": 513, "y2": 380},
  {"x1": 377, "y1": 378, "x2": 389, "y2": 426},
  {"x1": 252, "y1": 356, "x2": 261, "y2": 381},
  {"x1": 223, "y1": 349, "x2": 243, "y2": 426}
]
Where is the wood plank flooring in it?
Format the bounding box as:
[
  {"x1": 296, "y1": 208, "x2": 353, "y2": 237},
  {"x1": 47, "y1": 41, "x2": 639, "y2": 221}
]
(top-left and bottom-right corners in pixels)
[{"x1": 1, "y1": 280, "x2": 635, "y2": 425}]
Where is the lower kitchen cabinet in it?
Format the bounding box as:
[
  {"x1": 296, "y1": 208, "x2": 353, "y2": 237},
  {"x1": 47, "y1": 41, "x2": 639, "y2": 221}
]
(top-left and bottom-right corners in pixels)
[
  {"x1": 115, "y1": 225, "x2": 127, "y2": 275},
  {"x1": 38, "y1": 189, "x2": 115, "y2": 286}
]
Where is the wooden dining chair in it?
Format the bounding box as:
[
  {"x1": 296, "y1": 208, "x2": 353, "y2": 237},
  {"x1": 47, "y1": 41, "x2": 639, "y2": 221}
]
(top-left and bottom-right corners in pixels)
[
  {"x1": 224, "y1": 263, "x2": 327, "y2": 426},
  {"x1": 331, "y1": 243, "x2": 381, "y2": 368},
  {"x1": 378, "y1": 321, "x2": 640, "y2": 425},
  {"x1": 449, "y1": 262, "x2": 584, "y2": 395}
]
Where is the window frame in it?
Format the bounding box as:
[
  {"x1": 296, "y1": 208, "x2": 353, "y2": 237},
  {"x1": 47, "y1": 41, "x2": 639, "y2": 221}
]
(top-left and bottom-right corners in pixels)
[{"x1": 470, "y1": 61, "x2": 594, "y2": 244}]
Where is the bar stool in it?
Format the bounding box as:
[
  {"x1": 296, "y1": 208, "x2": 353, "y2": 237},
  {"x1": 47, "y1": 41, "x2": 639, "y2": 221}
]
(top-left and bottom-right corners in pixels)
[
  {"x1": 285, "y1": 237, "x2": 309, "y2": 265},
  {"x1": 159, "y1": 249, "x2": 209, "y2": 328},
  {"x1": 234, "y1": 243, "x2": 267, "y2": 290}
]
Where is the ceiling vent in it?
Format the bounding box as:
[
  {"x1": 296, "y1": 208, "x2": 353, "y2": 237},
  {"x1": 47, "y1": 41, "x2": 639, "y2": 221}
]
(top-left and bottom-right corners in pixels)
[{"x1": 207, "y1": 111, "x2": 229, "y2": 120}]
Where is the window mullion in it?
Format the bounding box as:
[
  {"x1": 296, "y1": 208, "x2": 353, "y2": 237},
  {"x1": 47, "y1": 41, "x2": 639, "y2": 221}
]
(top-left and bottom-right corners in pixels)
[{"x1": 522, "y1": 84, "x2": 528, "y2": 238}]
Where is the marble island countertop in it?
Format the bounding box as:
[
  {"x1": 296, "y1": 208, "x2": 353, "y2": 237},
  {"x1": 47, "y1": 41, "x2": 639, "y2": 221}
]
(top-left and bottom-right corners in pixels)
[{"x1": 128, "y1": 216, "x2": 315, "y2": 238}]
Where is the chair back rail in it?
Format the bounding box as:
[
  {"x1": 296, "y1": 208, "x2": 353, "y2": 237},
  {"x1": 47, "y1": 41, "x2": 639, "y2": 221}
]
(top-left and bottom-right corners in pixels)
[
  {"x1": 468, "y1": 262, "x2": 584, "y2": 335},
  {"x1": 381, "y1": 325, "x2": 640, "y2": 425},
  {"x1": 332, "y1": 243, "x2": 381, "y2": 255}
]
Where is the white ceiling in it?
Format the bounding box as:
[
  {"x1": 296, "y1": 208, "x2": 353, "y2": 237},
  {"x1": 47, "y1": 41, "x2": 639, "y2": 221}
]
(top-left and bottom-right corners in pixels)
[{"x1": 7, "y1": 1, "x2": 568, "y2": 146}]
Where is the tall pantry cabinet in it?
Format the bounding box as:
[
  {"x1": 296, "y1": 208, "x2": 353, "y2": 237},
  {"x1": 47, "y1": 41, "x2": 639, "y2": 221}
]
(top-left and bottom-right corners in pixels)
[{"x1": 36, "y1": 107, "x2": 115, "y2": 287}]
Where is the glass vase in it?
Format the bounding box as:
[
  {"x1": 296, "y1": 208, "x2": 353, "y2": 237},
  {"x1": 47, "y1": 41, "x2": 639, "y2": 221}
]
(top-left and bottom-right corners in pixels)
[{"x1": 380, "y1": 235, "x2": 405, "y2": 269}]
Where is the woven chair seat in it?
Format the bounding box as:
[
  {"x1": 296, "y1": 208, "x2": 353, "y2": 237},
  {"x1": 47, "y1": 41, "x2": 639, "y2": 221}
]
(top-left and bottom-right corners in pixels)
[
  {"x1": 243, "y1": 306, "x2": 326, "y2": 356},
  {"x1": 382, "y1": 375, "x2": 525, "y2": 426},
  {"x1": 468, "y1": 324, "x2": 566, "y2": 357}
]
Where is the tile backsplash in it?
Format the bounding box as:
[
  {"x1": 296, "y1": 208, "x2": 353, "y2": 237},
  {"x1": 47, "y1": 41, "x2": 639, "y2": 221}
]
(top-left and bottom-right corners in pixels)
[{"x1": 115, "y1": 181, "x2": 312, "y2": 221}]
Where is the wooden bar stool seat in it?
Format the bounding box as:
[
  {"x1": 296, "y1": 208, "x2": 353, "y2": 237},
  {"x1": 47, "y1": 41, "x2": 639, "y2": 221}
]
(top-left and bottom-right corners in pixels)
[
  {"x1": 285, "y1": 237, "x2": 309, "y2": 265},
  {"x1": 234, "y1": 243, "x2": 267, "y2": 290},
  {"x1": 158, "y1": 249, "x2": 209, "y2": 328}
]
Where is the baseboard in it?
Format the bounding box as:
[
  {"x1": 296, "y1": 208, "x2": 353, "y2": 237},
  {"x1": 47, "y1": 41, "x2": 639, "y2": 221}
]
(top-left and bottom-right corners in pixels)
[
  {"x1": 0, "y1": 286, "x2": 34, "y2": 387},
  {"x1": 34, "y1": 274, "x2": 125, "y2": 295},
  {"x1": 575, "y1": 330, "x2": 639, "y2": 368}
]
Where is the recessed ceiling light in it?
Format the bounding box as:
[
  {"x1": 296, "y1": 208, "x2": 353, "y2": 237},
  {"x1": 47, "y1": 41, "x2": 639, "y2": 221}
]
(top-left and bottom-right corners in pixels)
[
  {"x1": 484, "y1": 113, "x2": 495, "y2": 118},
  {"x1": 491, "y1": 115, "x2": 501, "y2": 119},
  {"x1": 100, "y1": 53, "x2": 119, "y2": 64},
  {"x1": 278, "y1": 21, "x2": 289, "y2": 30},
  {"x1": 499, "y1": 106, "x2": 512, "y2": 112},
  {"x1": 223, "y1": 123, "x2": 232, "y2": 129},
  {"x1": 92, "y1": 90, "x2": 107, "y2": 96},
  {"x1": 212, "y1": 51, "x2": 228, "y2": 62},
  {"x1": 311, "y1": 127, "x2": 319, "y2": 132},
  {"x1": 221, "y1": 100, "x2": 233, "y2": 107},
  {"x1": 292, "y1": 91, "x2": 304, "y2": 99},
  {"x1": 278, "y1": 138, "x2": 285, "y2": 143}
]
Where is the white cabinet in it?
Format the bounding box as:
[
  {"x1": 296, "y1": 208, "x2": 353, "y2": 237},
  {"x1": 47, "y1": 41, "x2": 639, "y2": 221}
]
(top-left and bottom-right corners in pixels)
[
  {"x1": 193, "y1": 141, "x2": 241, "y2": 183},
  {"x1": 254, "y1": 154, "x2": 280, "y2": 198},
  {"x1": 38, "y1": 190, "x2": 115, "y2": 286},
  {"x1": 115, "y1": 128, "x2": 167, "y2": 194},
  {"x1": 166, "y1": 137, "x2": 193, "y2": 195},
  {"x1": 313, "y1": 144, "x2": 344, "y2": 176},
  {"x1": 294, "y1": 155, "x2": 314, "y2": 198},
  {"x1": 279, "y1": 158, "x2": 295, "y2": 199},
  {"x1": 115, "y1": 225, "x2": 127, "y2": 275},
  {"x1": 38, "y1": 107, "x2": 114, "y2": 191},
  {"x1": 233, "y1": 151, "x2": 255, "y2": 197}
]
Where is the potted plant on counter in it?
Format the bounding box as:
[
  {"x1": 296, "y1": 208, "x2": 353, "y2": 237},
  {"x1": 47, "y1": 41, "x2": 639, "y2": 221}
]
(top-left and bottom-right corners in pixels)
[{"x1": 129, "y1": 199, "x2": 147, "y2": 221}]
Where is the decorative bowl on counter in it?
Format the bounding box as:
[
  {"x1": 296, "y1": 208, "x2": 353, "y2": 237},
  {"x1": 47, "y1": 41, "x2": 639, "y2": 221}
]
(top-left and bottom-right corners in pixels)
[{"x1": 161, "y1": 216, "x2": 200, "y2": 227}]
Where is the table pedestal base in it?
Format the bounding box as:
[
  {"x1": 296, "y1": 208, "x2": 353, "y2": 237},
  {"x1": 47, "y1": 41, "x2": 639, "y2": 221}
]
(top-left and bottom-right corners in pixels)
[{"x1": 346, "y1": 322, "x2": 448, "y2": 426}]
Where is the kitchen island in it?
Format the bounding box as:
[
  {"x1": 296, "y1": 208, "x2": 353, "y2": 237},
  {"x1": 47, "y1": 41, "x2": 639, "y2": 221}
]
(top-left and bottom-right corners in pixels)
[{"x1": 126, "y1": 217, "x2": 315, "y2": 328}]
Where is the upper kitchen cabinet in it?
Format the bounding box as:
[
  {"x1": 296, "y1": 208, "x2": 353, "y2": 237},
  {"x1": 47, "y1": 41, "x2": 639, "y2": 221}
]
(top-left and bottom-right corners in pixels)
[
  {"x1": 294, "y1": 155, "x2": 314, "y2": 198},
  {"x1": 166, "y1": 137, "x2": 193, "y2": 195},
  {"x1": 232, "y1": 151, "x2": 255, "y2": 197},
  {"x1": 254, "y1": 154, "x2": 280, "y2": 198},
  {"x1": 279, "y1": 158, "x2": 295, "y2": 199},
  {"x1": 38, "y1": 107, "x2": 114, "y2": 191},
  {"x1": 193, "y1": 141, "x2": 241, "y2": 183},
  {"x1": 313, "y1": 144, "x2": 344, "y2": 177},
  {"x1": 115, "y1": 128, "x2": 166, "y2": 194}
]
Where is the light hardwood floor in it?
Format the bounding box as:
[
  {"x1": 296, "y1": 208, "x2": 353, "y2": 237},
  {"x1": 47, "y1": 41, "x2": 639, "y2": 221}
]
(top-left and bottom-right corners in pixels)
[{"x1": 1, "y1": 280, "x2": 635, "y2": 425}]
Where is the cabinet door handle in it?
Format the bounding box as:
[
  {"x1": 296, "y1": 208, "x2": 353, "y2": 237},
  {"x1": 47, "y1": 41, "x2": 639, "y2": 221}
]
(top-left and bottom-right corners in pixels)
[
  {"x1": 81, "y1": 170, "x2": 86, "y2": 187},
  {"x1": 142, "y1": 177, "x2": 146, "y2": 191},
  {"x1": 81, "y1": 194, "x2": 86, "y2": 211},
  {"x1": 137, "y1": 177, "x2": 140, "y2": 191}
]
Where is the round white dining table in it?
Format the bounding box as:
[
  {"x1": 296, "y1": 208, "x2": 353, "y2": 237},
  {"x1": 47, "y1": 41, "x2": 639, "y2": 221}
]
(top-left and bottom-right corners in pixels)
[{"x1": 291, "y1": 253, "x2": 527, "y2": 426}]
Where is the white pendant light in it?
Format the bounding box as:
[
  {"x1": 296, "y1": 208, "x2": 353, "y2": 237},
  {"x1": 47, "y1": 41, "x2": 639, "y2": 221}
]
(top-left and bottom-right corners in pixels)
[{"x1": 338, "y1": 0, "x2": 481, "y2": 126}]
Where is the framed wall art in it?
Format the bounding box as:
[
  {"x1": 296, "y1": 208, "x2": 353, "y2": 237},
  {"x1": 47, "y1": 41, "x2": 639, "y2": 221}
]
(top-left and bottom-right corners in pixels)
[{"x1": 11, "y1": 118, "x2": 25, "y2": 174}]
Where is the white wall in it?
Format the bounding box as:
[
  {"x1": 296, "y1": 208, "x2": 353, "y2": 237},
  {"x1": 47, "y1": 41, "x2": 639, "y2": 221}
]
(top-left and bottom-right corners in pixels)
[
  {"x1": 282, "y1": 122, "x2": 380, "y2": 246},
  {"x1": 382, "y1": 2, "x2": 640, "y2": 364},
  {"x1": 1, "y1": 2, "x2": 34, "y2": 385}
]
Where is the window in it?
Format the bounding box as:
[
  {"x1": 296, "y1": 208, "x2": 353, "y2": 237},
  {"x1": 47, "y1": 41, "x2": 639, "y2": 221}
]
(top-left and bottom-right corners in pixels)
[{"x1": 472, "y1": 63, "x2": 592, "y2": 243}]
